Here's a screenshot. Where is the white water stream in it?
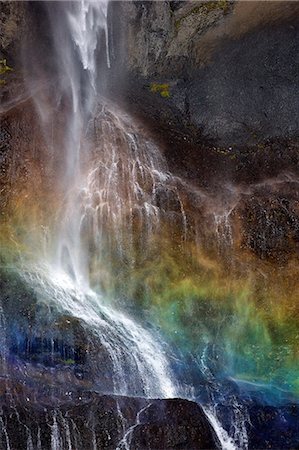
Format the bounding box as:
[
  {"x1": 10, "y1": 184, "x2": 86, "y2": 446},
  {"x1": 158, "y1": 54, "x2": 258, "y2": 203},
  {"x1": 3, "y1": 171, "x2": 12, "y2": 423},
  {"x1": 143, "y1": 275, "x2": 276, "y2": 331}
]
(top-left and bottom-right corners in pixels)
[
  {"x1": 21, "y1": 1, "x2": 246, "y2": 448},
  {"x1": 26, "y1": 0, "x2": 179, "y2": 401}
]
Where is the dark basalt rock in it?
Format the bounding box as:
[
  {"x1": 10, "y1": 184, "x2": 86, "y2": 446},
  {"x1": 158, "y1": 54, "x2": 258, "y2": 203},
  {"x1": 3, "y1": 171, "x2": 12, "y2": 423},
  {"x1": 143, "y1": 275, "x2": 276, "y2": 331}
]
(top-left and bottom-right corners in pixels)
[
  {"x1": 214, "y1": 398, "x2": 299, "y2": 450},
  {"x1": 239, "y1": 179, "x2": 299, "y2": 262},
  {"x1": 0, "y1": 269, "x2": 219, "y2": 449},
  {"x1": 0, "y1": 389, "x2": 219, "y2": 450},
  {"x1": 0, "y1": 268, "x2": 115, "y2": 393},
  {"x1": 108, "y1": 1, "x2": 299, "y2": 186},
  {"x1": 130, "y1": 398, "x2": 218, "y2": 449},
  {"x1": 247, "y1": 403, "x2": 299, "y2": 450}
]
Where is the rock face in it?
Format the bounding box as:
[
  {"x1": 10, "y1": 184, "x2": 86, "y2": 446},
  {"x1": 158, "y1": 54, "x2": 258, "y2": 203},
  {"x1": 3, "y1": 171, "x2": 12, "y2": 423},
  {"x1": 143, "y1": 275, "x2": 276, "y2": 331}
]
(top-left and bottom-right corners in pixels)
[
  {"x1": 0, "y1": 392, "x2": 219, "y2": 450},
  {"x1": 1, "y1": 3, "x2": 299, "y2": 450},
  {"x1": 109, "y1": 1, "x2": 299, "y2": 173},
  {"x1": 241, "y1": 179, "x2": 299, "y2": 262},
  {"x1": 0, "y1": 2, "x2": 26, "y2": 53},
  {"x1": 247, "y1": 403, "x2": 299, "y2": 450},
  {"x1": 0, "y1": 2, "x2": 29, "y2": 105},
  {"x1": 0, "y1": 268, "x2": 220, "y2": 449},
  {"x1": 129, "y1": 399, "x2": 218, "y2": 449},
  {"x1": 0, "y1": 268, "x2": 125, "y2": 395}
]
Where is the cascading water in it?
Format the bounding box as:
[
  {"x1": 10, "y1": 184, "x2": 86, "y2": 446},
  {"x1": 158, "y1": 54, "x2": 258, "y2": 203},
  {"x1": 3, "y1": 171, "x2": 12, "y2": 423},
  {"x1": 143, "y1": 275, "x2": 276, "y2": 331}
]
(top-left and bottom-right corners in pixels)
[
  {"x1": 22, "y1": 0, "x2": 179, "y2": 402},
  {"x1": 1, "y1": 1, "x2": 257, "y2": 448},
  {"x1": 1, "y1": 1, "x2": 299, "y2": 449},
  {"x1": 49, "y1": 0, "x2": 110, "y2": 286}
]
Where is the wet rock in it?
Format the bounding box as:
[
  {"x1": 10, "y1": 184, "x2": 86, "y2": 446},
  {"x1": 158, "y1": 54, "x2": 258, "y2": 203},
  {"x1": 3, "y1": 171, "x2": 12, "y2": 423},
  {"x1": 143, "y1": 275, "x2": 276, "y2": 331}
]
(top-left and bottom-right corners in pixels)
[
  {"x1": 0, "y1": 268, "x2": 115, "y2": 393},
  {"x1": 239, "y1": 180, "x2": 299, "y2": 262},
  {"x1": 0, "y1": 390, "x2": 219, "y2": 450},
  {"x1": 247, "y1": 403, "x2": 299, "y2": 450},
  {"x1": 130, "y1": 398, "x2": 218, "y2": 449}
]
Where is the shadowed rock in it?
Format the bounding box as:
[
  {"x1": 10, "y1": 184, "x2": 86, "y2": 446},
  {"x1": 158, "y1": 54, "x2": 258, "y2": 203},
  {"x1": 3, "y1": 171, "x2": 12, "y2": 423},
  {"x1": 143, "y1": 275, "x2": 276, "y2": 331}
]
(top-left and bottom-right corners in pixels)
[{"x1": 0, "y1": 389, "x2": 219, "y2": 450}]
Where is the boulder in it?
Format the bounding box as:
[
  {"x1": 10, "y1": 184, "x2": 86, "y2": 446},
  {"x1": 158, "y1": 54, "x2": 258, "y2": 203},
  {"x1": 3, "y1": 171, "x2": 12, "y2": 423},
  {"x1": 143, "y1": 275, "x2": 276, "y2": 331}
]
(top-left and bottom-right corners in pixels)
[{"x1": 0, "y1": 389, "x2": 219, "y2": 450}]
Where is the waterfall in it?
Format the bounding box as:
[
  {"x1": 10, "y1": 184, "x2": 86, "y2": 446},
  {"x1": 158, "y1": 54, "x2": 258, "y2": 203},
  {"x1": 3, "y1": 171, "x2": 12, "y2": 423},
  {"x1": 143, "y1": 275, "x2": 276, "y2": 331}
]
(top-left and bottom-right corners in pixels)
[
  {"x1": 20, "y1": 0, "x2": 180, "y2": 402},
  {"x1": 13, "y1": 1, "x2": 250, "y2": 448},
  {"x1": 2, "y1": 1, "x2": 298, "y2": 448},
  {"x1": 51, "y1": 0, "x2": 110, "y2": 287}
]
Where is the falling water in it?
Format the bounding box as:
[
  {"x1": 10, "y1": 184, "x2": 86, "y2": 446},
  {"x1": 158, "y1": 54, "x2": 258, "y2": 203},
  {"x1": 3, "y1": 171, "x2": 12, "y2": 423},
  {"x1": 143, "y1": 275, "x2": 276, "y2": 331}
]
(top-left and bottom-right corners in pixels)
[
  {"x1": 78, "y1": 105, "x2": 192, "y2": 276},
  {"x1": 14, "y1": 1, "x2": 253, "y2": 448},
  {"x1": 22, "y1": 265, "x2": 176, "y2": 399},
  {"x1": 52, "y1": 0, "x2": 110, "y2": 286},
  {"x1": 20, "y1": 0, "x2": 180, "y2": 403}
]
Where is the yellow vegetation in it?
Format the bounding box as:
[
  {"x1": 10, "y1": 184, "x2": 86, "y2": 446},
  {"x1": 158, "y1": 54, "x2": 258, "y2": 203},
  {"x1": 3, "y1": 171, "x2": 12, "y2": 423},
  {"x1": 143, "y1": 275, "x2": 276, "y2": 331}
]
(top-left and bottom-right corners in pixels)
[
  {"x1": 150, "y1": 82, "x2": 170, "y2": 98},
  {"x1": 0, "y1": 59, "x2": 13, "y2": 85}
]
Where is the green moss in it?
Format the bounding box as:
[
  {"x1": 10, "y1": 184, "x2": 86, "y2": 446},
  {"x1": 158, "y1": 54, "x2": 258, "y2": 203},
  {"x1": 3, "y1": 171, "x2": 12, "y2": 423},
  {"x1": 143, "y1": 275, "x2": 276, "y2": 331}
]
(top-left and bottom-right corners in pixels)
[
  {"x1": 0, "y1": 59, "x2": 12, "y2": 75},
  {"x1": 64, "y1": 358, "x2": 75, "y2": 365},
  {"x1": 150, "y1": 82, "x2": 170, "y2": 98},
  {"x1": 0, "y1": 59, "x2": 13, "y2": 86}
]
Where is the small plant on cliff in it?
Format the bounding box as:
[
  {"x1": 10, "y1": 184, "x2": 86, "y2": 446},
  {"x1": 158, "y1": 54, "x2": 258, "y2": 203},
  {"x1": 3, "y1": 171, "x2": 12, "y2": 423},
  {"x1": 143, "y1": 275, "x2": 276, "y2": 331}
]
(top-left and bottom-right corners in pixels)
[
  {"x1": 150, "y1": 83, "x2": 170, "y2": 98},
  {"x1": 64, "y1": 358, "x2": 75, "y2": 365},
  {"x1": 0, "y1": 59, "x2": 13, "y2": 85}
]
